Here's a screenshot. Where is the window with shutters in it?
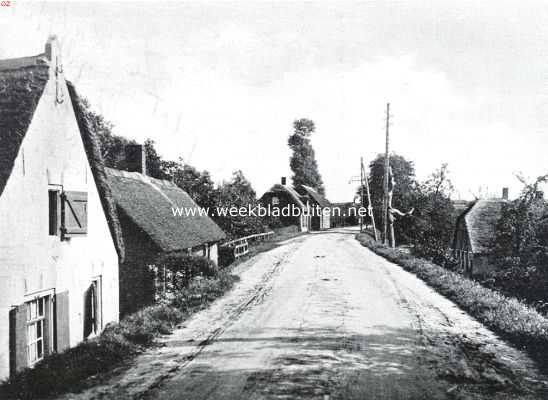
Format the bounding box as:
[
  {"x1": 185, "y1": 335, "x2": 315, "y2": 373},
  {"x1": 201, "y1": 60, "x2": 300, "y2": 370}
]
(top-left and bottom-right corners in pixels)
[
  {"x1": 61, "y1": 191, "x2": 88, "y2": 238},
  {"x1": 26, "y1": 296, "x2": 52, "y2": 366}
]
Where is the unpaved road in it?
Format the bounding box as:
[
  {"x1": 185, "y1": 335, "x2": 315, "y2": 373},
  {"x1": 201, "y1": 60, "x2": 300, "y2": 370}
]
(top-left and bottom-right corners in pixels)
[
  {"x1": 138, "y1": 229, "x2": 548, "y2": 400},
  {"x1": 59, "y1": 229, "x2": 548, "y2": 400}
]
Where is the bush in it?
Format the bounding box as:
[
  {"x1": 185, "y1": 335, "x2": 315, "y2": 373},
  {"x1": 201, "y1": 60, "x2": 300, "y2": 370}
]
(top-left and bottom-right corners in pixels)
[{"x1": 356, "y1": 233, "x2": 548, "y2": 369}]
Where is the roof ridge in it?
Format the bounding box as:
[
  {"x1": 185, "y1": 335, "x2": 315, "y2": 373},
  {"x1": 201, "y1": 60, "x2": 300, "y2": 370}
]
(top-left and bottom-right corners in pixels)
[{"x1": 0, "y1": 54, "x2": 49, "y2": 72}]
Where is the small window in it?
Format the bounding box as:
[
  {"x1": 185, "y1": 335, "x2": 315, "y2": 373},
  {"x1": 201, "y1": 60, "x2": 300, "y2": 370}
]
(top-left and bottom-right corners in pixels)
[
  {"x1": 48, "y1": 190, "x2": 60, "y2": 236},
  {"x1": 26, "y1": 296, "x2": 49, "y2": 366},
  {"x1": 84, "y1": 277, "x2": 102, "y2": 338},
  {"x1": 272, "y1": 196, "x2": 279, "y2": 206}
]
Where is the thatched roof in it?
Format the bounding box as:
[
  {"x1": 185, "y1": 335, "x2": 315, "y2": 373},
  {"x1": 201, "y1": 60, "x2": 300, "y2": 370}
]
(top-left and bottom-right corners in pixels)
[
  {"x1": 263, "y1": 184, "x2": 307, "y2": 208},
  {"x1": 105, "y1": 168, "x2": 226, "y2": 252},
  {"x1": 0, "y1": 54, "x2": 49, "y2": 196},
  {"x1": 463, "y1": 199, "x2": 506, "y2": 254},
  {"x1": 452, "y1": 199, "x2": 473, "y2": 214},
  {"x1": 297, "y1": 185, "x2": 331, "y2": 208},
  {"x1": 67, "y1": 82, "x2": 126, "y2": 262}
]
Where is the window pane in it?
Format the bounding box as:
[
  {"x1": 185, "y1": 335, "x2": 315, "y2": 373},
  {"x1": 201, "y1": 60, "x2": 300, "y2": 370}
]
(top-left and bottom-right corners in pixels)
[
  {"x1": 29, "y1": 345, "x2": 36, "y2": 363},
  {"x1": 28, "y1": 324, "x2": 35, "y2": 342},
  {"x1": 37, "y1": 340, "x2": 43, "y2": 358},
  {"x1": 38, "y1": 298, "x2": 44, "y2": 317},
  {"x1": 36, "y1": 321, "x2": 42, "y2": 339},
  {"x1": 29, "y1": 301, "x2": 36, "y2": 320}
]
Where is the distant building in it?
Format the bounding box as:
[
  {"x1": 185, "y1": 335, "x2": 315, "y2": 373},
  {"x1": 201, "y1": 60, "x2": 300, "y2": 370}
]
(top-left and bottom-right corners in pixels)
[
  {"x1": 453, "y1": 189, "x2": 509, "y2": 275},
  {"x1": 295, "y1": 184, "x2": 331, "y2": 230},
  {"x1": 0, "y1": 38, "x2": 123, "y2": 378},
  {"x1": 260, "y1": 178, "x2": 331, "y2": 232},
  {"x1": 260, "y1": 177, "x2": 310, "y2": 232},
  {"x1": 105, "y1": 146, "x2": 226, "y2": 315}
]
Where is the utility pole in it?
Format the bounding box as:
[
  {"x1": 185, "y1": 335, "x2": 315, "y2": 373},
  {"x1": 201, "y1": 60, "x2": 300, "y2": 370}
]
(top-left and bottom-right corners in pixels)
[
  {"x1": 360, "y1": 157, "x2": 364, "y2": 232},
  {"x1": 361, "y1": 157, "x2": 378, "y2": 241},
  {"x1": 382, "y1": 103, "x2": 391, "y2": 245}
]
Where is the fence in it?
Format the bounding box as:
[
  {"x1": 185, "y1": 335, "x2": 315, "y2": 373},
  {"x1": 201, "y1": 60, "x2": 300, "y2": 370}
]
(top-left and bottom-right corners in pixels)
[
  {"x1": 454, "y1": 249, "x2": 473, "y2": 275},
  {"x1": 220, "y1": 231, "x2": 275, "y2": 259}
]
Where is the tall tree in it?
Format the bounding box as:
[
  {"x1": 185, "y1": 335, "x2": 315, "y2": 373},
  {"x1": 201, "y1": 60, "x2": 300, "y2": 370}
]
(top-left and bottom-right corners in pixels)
[{"x1": 288, "y1": 118, "x2": 325, "y2": 195}]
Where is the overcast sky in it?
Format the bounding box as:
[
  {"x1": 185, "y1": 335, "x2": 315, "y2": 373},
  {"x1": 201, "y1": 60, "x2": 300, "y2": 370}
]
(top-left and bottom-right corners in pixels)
[{"x1": 1, "y1": 1, "x2": 547, "y2": 202}]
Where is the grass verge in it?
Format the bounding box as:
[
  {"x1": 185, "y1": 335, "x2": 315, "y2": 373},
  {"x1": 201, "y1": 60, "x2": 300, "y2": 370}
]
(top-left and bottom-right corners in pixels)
[
  {"x1": 0, "y1": 270, "x2": 239, "y2": 400},
  {"x1": 356, "y1": 233, "x2": 548, "y2": 370}
]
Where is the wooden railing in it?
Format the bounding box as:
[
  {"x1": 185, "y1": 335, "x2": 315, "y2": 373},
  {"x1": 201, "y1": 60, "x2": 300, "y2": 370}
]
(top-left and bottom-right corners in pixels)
[{"x1": 220, "y1": 231, "x2": 275, "y2": 259}]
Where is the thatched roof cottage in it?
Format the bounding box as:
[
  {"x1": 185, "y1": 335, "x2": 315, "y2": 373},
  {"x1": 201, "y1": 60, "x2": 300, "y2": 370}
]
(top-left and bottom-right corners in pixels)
[
  {"x1": 260, "y1": 177, "x2": 310, "y2": 232},
  {"x1": 295, "y1": 184, "x2": 331, "y2": 230},
  {"x1": 0, "y1": 37, "x2": 122, "y2": 378},
  {"x1": 453, "y1": 189, "x2": 508, "y2": 276},
  {"x1": 104, "y1": 147, "x2": 226, "y2": 314}
]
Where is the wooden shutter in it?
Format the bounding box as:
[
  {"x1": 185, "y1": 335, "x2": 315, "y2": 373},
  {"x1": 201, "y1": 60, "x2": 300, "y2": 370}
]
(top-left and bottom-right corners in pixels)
[
  {"x1": 55, "y1": 291, "x2": 70, "y2": 352},
  {"x1": 61, "y1": 191, "x2": 88, "y2": 237},
  {"x1": 9, "y1": 304, "x2": 27, "y2": 375}
]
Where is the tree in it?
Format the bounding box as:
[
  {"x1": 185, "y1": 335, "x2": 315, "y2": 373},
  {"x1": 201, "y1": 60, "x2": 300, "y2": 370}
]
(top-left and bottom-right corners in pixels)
[
  {"x1": 214, "y1": 170, "x2": 268, "y2": 238},
  {"x1": 161, "y1": 159, "x2": 216, "y2": 209},
  {"x1": 288, "y1": 118, "x2": 325, "y2": 195},
  {"x1": 368, "y1": 153, "x2": 417, "y2": 243},
  {"x1": 77, "y1": 97, "x2": 137, "y2": 169},
  {"x1": 411, "y1": 164, "x2": 456, "y2": 263},
  {"x1": 494, "y1": 174, "x2": 548, "y2": 267}
]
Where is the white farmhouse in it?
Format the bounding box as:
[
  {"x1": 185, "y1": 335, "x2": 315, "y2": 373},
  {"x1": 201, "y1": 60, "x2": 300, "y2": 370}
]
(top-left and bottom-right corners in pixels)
[{"x1": 0, "y1": 37, "x2": 123, "y2": 379}]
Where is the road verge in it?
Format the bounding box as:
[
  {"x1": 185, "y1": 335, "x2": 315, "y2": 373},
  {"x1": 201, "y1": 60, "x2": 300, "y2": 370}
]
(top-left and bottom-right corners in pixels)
[{"x1": 356, "y1": 233, "x2": 548, "y2": 371}]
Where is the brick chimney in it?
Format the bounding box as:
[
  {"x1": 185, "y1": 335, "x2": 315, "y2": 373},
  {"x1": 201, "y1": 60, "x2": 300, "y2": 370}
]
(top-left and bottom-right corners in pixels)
[
  {"x1": 125, "y1": 144, "x2": 146, "y2": 175},
  {"x1": 502, "y1": 187, "x2": 509, "y2": 200},
  {"x1": 281, "y1": 177, "x2": 287, "y2": 186}
]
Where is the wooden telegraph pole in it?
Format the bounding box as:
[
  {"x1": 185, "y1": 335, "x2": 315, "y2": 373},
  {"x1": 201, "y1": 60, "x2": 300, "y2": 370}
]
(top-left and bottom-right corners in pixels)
[
  {"x1": 382, "y1": 103, "x2": 391, "y2": 245},
  {"x1": 359, "y1": 157, "x2": 364, "y2": 232},
  {"x1": 361, "y1": 157, "x2": 378, "y2": 241}
]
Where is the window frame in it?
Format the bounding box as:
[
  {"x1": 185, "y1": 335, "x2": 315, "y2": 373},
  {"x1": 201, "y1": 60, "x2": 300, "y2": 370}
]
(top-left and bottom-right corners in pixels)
[{"x1": 25, "y1": 295, "x2": 52, "y2": 367}]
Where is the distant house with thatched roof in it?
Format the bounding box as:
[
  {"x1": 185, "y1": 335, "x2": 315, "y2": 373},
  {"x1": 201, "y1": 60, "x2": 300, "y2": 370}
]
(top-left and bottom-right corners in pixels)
[
  {"x1": 104, "y1": 146, "x2": 226, "y2": 314},
  {"x1": 260, "y1": 177, "x2": 310, "y2": 232},
  {"x1": 260, "y1": 178, "x2": 332, "y2": 232},
  {"x1": 0, "y1": 38, "x2": 123, "y2": 378},
  {"x1": 295, "y1": 184, "x2": 331, "y2": 230},
  {"x1": 453, "y1": 189, "x2": 509, "y2": 276}
]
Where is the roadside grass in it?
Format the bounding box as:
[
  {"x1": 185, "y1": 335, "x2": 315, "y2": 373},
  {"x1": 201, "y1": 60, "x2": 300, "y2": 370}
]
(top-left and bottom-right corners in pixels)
[
  {"x1": 356, "y1": 233, "x2": 548, "y2": 370},
  {"x1": 0, "y1": 270, "x2": 239, "y2": 400}
]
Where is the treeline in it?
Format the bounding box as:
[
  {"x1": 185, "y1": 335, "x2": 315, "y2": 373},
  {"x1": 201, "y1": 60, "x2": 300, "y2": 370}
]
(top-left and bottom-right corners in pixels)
[{"x1": 79, "y1": 98, "x2": 271, "y2": 239}]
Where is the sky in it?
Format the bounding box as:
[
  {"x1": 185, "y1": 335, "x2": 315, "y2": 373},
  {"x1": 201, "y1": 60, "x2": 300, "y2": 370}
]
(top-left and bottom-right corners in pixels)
[{"x1": 1, "y1": 1, "x2": 547, "y2": 202}]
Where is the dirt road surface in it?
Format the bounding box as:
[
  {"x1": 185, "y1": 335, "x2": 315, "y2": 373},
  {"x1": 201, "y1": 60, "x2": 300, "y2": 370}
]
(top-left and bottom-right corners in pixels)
[
  {"x1": 137, "y1": 229, "x2": 548, "y2": 400},
  {"x1": 59, "y1": 229, "x2": 548, "y2": 400}
]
